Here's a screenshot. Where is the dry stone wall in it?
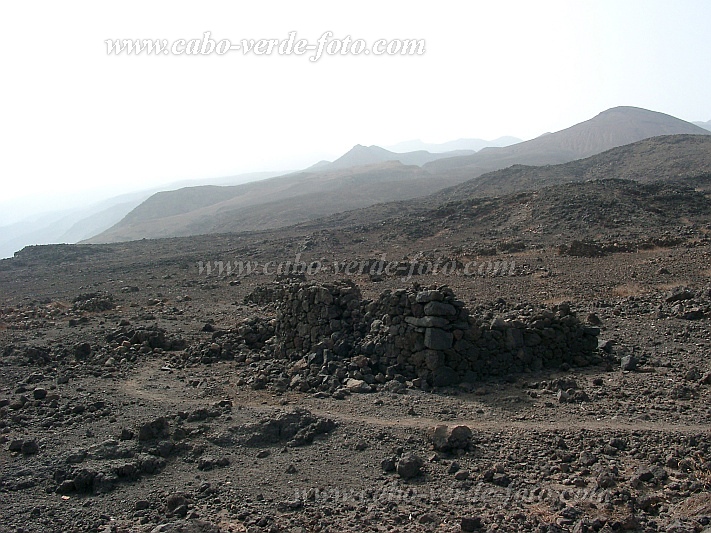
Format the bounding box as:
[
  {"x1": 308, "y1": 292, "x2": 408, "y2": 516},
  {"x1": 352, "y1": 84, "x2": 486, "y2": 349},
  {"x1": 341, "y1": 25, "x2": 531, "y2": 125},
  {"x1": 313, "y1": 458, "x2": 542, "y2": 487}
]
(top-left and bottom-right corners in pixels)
[
  {"x1": 248, "y1": 280, "x2": 600, "y2": 388},
  {"x1": 272, "y1": 281, "x2": 363, "y2": 356},
  {"x1": 358, "y1": 286, "x2": 600, "y2": 386}
]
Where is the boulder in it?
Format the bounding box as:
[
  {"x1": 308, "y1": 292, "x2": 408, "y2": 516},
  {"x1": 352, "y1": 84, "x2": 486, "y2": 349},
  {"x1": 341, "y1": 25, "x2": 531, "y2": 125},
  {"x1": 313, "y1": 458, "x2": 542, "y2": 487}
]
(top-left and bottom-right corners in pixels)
[
  {"x1": 344, "y1": 378, "x2": 371, "y2": 393},
  {"x1": 427, "y1": 424, "x2": 473, "y2": 452},
  {"x1": 396, "y1": 453, "x2": 423, "y2": 479}
]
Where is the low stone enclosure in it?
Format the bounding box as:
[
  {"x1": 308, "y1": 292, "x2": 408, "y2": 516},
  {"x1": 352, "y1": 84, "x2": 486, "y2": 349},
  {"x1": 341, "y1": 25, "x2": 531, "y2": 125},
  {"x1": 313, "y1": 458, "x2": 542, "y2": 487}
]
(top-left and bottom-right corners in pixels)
[{"x1": 245, "y1": 280, "x2": 600, "y2": 388}]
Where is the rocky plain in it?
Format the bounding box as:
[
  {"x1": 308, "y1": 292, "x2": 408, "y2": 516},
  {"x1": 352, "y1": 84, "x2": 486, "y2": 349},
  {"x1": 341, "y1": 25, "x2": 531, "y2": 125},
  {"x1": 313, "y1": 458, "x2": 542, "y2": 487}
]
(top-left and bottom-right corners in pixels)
[{"x1": 2, "y1": 163, "x2": 711, "y2": 533}]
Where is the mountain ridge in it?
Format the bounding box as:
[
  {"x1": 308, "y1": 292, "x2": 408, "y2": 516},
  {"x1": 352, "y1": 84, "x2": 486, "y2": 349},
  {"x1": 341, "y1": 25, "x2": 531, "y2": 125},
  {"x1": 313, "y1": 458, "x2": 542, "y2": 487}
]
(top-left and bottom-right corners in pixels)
[
  {"x1": 85, "y1": 106, "x2": 711, "y2": 245},
  {"x1": 283, "y1": 133, "x2": 711, "y2": 235},
  {"x1": 434, "y1": 133, "x2": 711, "y2": 202},
  {"x1": 424, "y1": 106, "x2": 710, "y2": 177},
  {"x1": 385, "y1": 136, "x2": 521, "y2": 153},
  {"x1": 312, "y1": 144, "x2": 476, "y2": 172}
]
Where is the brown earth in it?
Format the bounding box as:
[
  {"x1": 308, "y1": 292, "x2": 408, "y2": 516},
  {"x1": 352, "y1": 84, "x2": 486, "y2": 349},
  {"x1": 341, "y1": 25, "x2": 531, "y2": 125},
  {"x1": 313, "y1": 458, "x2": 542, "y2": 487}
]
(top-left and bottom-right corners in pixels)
[{"x1": 2, "y1": 175, "x2": 711, "y2": 533}]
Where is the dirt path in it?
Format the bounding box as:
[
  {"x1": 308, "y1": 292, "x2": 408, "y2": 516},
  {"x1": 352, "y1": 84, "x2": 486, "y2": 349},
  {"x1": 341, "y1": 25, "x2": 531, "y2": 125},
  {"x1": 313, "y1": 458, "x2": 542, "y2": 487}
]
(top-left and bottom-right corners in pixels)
[{"x1": 118, "y1": 358, "x2": 711, "y2": 436}]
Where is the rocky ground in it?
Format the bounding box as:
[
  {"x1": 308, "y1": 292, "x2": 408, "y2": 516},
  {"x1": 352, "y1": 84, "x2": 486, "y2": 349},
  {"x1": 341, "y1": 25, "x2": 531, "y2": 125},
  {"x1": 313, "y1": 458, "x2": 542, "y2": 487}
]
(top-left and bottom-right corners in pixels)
[{"x1": 2, "y1": 187, "x2": 711, "y2": 532}]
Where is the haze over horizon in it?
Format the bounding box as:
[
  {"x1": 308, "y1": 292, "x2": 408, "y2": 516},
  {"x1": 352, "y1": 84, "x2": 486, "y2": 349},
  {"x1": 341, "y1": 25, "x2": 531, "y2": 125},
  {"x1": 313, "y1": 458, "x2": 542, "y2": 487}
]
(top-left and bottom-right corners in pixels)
[{"x1": 1, "y1": 0, "x2": 710, "y2": 226}]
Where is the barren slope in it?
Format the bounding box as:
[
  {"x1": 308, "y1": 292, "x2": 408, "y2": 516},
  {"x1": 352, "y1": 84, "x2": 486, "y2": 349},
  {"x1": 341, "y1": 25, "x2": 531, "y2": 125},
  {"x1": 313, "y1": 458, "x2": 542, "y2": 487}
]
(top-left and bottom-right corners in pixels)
[{"x1": 424, "y1": 107, "x2": 710, "y2": 179}]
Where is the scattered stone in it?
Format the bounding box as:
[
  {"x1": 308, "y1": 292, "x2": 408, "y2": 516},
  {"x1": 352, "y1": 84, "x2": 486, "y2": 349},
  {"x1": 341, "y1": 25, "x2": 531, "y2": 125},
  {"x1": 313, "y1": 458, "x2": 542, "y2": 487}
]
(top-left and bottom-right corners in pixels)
[
  {"x1": 572, "y1": 390, "x2": 590, "y2": 402},
  {"x1": 595, "y1": 472, "x2": 617, "y2": 489},
  {"x1": 557, "y1": 390, "x2": 571, "y2": 403},
  {"x1": 586, "y1": 313, "x2": 602, "y2": 326},
  {"x1": 9, "y1": 439, "x2": 39, "y2": 455},
  {"x1": 666, "y1": 288, "x2": 695, "y2": 303},
  {"x1": 461, "y1": 517, "x2": 483, "y2": 531},
  {"x1": 239, "y1": 409, "x2": 337, "y2": 447},
  {"x1": 138, "y1": 417, "x2": 171, "y2": 441},
  {"x1": 418, "y1": 513, "x2": 439, "y2": 525},
  {"x1": 344, "y1": 378, "x2": 371, "y2": 393},
  {"x1": 166, "y1": 494, "x2": 189, "y2": 517},
  {"x1": 578, "y1": 451, "x2": 598, "y2": 467},
  {"x1": 620, "y1": 355, "x2": 638, "y2": 371},
  {"x1": 684, "y1": 369, "x2": 702, "y2": 381},
  {"x1": 65, "y1": 448, "x2": 87, "y2": 463},
  {"x1": 454, "y1": 470, "x2": 470, "y2": 481},
  {"x1": 197, "y1": 456, "x2": 229, "y2": 470},
  {"x1": 149, "y1": 520, "x2": 222, "y2": 533},
  {"x1": 427, "y1": 424, "x2": 473, "y2": 453},
  {"x1": 383, "y1": 380, "x2": 407, "y2": 394},
  {"x1": 32, "y1": 387, "x2": 47, "y2": 400},
  {"x1": 135, "y1": 500, "x2": 150, "y2": 511},
  {"x1": 381, "y1": 457, "x2": 397, "y2": 472},
  {"x1": 634, "y1": 465, "x2": 668, "y2": 485},
  {"x1": 396, "y1": 453, "x2": 423, "y2": 479},
  {"x1": 609, "y1": 437, "x2": 627, "y2": 451},
  {"x1": 491, "y1": 473, "x2": 511, "y2": 487},
  {"x1": 354, "y1": 440, "x2": 368, "y2": 451},
  {"x1": 73, "y1": 342, "x2": 92, "y2": 360}
]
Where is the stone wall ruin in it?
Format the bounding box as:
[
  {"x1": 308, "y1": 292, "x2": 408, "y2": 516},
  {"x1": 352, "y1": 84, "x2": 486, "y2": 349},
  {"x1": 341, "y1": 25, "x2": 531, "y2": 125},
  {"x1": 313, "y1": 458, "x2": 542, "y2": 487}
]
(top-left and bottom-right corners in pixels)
[{"x1": 246, "y1": 280, "x2": 600, "y2": 390}]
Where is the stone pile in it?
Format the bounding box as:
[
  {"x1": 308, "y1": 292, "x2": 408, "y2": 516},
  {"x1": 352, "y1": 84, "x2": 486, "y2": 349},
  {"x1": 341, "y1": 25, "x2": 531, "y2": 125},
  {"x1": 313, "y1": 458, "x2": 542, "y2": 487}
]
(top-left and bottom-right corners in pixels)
[
  {"x1": 662, "y1": 286, "x2": 710, "y2": 320},
  {"x1": 181, "y1": 317, "x2": 277, "y2": 365},
  {"x1": 244, "y1": 280, "x2": 600, "y2": 390}
]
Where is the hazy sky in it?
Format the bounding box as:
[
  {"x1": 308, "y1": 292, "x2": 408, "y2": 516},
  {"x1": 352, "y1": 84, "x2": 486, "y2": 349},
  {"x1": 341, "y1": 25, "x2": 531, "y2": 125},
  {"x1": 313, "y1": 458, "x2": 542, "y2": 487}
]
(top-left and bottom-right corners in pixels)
[{"x1": 1, "y1": 0, "x2": 710, "y2": 222}]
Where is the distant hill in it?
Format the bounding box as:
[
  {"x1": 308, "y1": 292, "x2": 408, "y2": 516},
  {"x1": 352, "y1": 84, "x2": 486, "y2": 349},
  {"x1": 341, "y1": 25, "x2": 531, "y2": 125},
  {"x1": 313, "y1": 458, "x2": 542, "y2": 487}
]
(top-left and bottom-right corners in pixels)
[
  {"x1": 424, "y1": 106, "x2": 710, "y2": 179},
  {"x1": 86, "y1": 161, "x2": 466, "y2": 243},
  {"x1": 694, "y1": 120, "x2": 711, "y2": 132},
  {"x1": 0, "y1": 192, "x2": 150, "y2": 260},
  {"x1": 380, "y1": 177, "x2": 711, "y2": 249},
  {"x1": 85, "y1": 106, "x2": 711, "y2": 245},
  {"x1": 289, "y1": 133, "x2": 711, "y2": 235},
  {"x1": 0, "y1": 171, "x2": 279, "y2": 259},
  {"x1": 313, "y1": 144, "x2": 475, "y2": 171},
  {"x1": 434, "y1": 134, "x2": 711, "y2": 201},
  {"x1": 386, "y1": 136, "x2": 521, "y2": 153}
]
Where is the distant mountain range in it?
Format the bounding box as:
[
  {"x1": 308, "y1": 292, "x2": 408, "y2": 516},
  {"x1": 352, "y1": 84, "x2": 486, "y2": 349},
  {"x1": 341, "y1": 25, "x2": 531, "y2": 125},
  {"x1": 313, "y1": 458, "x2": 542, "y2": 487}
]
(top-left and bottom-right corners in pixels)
[
  {"x1": 309, "y1": 136, "x2": 523, "y2": 172},
  {"x1": 0, "y1": 171, "x2": 279, "y2": 259},
  {"x1": 694, "y1": 120, "x2": 711, "y2": 132},
  {"x1": 386, "y1": 136, "x2": 521, "y2": 153},
  {"x1": 84, "y1": 161, "x2": 458, "y2": 243},
  {"x1": 308, "y1": 144, "x2": 476, "y2": 172},
  {"x1": 424, "y1": 106, "x2": 710, "y2": 177},
  {"x1": 434, "y1": 134, "x2": 711, "y2": 202},
  {"x1": 85, "y1": 106, "x2": 710, "y2": 245},
  {"x1": 288, "y1": 134, "x2": 711, "y2": 235}
]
